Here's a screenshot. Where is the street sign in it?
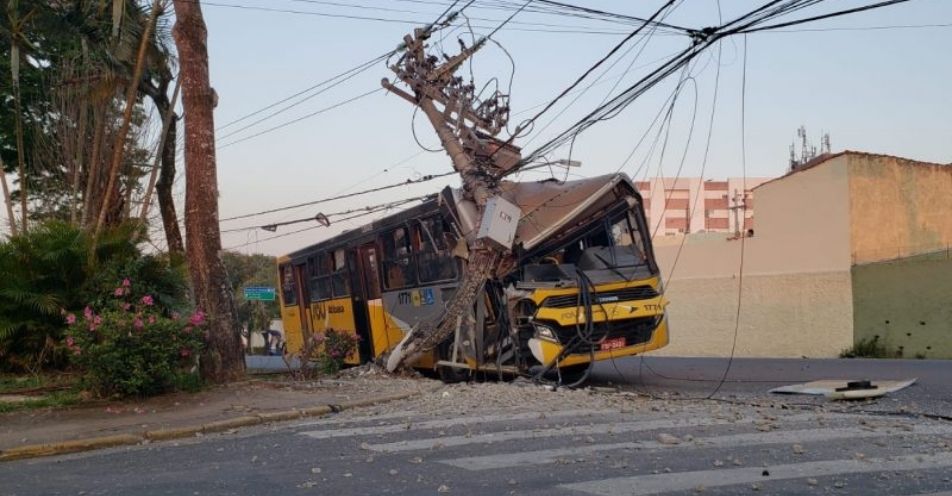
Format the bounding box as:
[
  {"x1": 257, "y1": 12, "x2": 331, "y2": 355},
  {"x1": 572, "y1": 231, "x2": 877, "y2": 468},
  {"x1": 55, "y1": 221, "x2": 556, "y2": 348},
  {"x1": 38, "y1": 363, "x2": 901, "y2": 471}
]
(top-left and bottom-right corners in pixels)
[{"x1": 243, "y1": 286, "x2": 276, "y2": 301}]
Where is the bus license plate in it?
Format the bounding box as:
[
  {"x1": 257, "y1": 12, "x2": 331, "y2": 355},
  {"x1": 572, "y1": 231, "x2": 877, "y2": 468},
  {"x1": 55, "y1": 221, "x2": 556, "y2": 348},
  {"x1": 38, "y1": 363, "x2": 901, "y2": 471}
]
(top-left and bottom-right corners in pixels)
[{"x1": 601, "y1": 337, "x2": 626, "y2": 351}]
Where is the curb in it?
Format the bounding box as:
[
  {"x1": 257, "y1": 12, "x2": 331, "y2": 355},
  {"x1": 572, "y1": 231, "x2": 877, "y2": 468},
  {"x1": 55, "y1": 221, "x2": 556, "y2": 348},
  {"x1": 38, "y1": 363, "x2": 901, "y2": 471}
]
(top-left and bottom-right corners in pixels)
[{"x1": 0, "y1": 385, "x2": 440, "y2": 463}]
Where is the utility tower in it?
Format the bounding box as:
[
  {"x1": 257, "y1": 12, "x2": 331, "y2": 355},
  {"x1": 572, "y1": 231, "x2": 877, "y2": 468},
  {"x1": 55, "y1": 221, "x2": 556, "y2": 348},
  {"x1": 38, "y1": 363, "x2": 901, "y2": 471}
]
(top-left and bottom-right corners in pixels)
[{"x1": 381, "y1": 22, "x2": 523, "y2": 371}]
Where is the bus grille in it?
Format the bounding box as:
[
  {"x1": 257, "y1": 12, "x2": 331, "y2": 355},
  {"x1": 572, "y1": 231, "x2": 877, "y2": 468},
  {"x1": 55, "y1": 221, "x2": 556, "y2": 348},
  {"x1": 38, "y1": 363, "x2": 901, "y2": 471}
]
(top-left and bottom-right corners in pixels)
[
  {"x1": 550, "y1": 316, "x2": 659, "y2": 350},
  {"x1": 541, "y1": 285, "x2": 659, "y2": 308}
]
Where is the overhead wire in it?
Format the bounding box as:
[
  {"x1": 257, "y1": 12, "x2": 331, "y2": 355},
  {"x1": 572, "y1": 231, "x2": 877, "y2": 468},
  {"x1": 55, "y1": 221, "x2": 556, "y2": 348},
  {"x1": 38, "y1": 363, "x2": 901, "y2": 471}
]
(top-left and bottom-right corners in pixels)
[
  {"x1": 220, "y1": 171, "x2": 455, "y2": 222},
  {"x1": 220, "y1": 195, "x2": 432, "y2": 233}
]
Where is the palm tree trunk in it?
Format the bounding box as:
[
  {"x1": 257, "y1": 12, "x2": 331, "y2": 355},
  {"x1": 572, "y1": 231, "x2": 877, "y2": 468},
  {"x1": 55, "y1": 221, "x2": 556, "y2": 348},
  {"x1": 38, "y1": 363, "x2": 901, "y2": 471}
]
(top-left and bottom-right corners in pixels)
[
  {"x1": 172, "y1": 0, "x2": 244, "y2": 382},
  {"x1": 81, "y1": 107, "x2": 106, "y2": 227},
  {"x1": 69, "y1": 40, "x2": 90, "y2": 226},
  {"x1": 0, "y1": 157, "x2": 17, "y2": 236},
  {"x1": 92, "y1": 0, "x2": 160, "y2": 241},
  {"x1": 11, "y1": 42, "x2": 28, "y2": 233}
]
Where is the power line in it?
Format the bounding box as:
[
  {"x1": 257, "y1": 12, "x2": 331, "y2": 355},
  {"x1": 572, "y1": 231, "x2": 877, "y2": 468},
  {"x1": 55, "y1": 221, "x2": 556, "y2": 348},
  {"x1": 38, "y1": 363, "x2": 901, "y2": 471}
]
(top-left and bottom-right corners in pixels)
[
  {"x1": 223, "y1": 197, "x2": 426, "y2": 249},
  {"x1": 216, "y1": 52, "x2": 391, "y2": 132},
  {"x1": 739, "y1": 0, "x2": 913, "y2": 34},
  {"x1": 217, "y1": 87, "x2": 383, "y2": 149},
  {"x1": 221, "y1": 195, "x2": 431, "y2": 233},
  {"x1": 219, "y1": 171, "x2": 455, "y2": 222}
]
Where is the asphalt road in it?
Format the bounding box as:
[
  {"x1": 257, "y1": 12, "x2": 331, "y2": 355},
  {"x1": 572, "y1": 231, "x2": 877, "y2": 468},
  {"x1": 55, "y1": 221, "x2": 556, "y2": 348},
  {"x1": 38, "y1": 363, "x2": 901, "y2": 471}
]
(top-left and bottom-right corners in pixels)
[
  {"x1": 589, "y1": 356, "x2": 952, "y2": 417},
  {"x1": 2, "y1": 358, "x2": 951, "y2": 496}
]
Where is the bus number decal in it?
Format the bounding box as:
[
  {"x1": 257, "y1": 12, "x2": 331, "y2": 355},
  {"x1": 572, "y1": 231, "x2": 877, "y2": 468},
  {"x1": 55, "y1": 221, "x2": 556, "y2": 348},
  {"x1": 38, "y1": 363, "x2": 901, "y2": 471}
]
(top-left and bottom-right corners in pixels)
[
  {"x1": 397, "y1": 288, "x2": 435, "y2": 307},
  {"x1": 315, "y1": 302, "x2": 345, "y2": 319}
]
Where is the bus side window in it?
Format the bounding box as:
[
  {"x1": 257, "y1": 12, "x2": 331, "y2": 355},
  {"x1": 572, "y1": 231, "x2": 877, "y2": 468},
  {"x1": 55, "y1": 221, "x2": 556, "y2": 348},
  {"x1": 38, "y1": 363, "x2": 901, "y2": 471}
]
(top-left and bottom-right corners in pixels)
[
  {"x1": 331, "y1": 248, "x2": 350, "y2": 296},
  {"x1": 280, "y1": 264, "x2": 298, "y2": 306},
  {"x1": 383, "y1": 226, "x2": 415, "y2": 290},
  {"x1": 416, "y1": 217, "x2": 458, "y2": 283}
]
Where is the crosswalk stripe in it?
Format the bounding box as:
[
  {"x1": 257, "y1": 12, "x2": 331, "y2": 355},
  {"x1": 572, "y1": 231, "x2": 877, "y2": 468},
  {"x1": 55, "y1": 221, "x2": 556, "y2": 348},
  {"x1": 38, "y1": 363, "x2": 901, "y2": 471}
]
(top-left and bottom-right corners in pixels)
[
  {"x1": 560, "y1": 452, "x2": 952, "y2": 496},
  {"x1": 441, "y1": 423, "x2": 952, "y2": 471},
  {"x1": 364, "y1": 412, "x2": 830, "y2": 453},
  {"x1": 298, "y1": 409, "x2": 604, "y2": 439}
]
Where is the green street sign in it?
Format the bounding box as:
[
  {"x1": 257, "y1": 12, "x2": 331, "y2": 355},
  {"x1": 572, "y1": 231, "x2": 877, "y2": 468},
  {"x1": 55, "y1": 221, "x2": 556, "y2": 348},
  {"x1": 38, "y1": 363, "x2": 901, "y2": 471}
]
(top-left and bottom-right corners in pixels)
[{"x1": 244, "y1": 286, "x2": 276, "y2": 301}]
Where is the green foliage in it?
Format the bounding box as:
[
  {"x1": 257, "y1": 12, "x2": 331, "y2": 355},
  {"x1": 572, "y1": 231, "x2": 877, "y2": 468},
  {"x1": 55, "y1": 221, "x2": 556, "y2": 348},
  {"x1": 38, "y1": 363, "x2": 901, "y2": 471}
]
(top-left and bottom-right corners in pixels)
[
  {"x1": 222, "y1": 252, "x2": 279, "y2": 333},
  {"x1": 0, "y1": 221, "x2": 188, "y2": 372},
  {"x1": 65, "y1": 286, "x2": 204, "y2": 398},
  {"x1": 840, "y1": 335, "x2": 893, "y2": 359}
]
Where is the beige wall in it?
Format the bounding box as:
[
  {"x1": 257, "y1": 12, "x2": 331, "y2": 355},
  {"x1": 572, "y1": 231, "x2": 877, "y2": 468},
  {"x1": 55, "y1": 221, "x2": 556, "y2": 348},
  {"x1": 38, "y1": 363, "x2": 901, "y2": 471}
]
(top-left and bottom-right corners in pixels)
[
  {"x1": 752, "y1": 155, "x2": 853, "y2": 273},
  {"x1": 646, "y1": 157, "x2": 856, "y2": 358},
  {"x1": 847, "y1": 154, "x2": 952, "y2": 264},
  {"x1": 652, "y1": 271, "x2": 854, "y2": 358}
]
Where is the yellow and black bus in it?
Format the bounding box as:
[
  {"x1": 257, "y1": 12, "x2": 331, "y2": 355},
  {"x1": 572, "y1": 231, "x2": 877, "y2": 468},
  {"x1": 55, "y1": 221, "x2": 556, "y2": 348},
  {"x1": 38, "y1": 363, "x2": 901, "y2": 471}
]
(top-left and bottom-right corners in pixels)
[{"x1": 277, "y1": 173, "x2": 669, "y2": 382}]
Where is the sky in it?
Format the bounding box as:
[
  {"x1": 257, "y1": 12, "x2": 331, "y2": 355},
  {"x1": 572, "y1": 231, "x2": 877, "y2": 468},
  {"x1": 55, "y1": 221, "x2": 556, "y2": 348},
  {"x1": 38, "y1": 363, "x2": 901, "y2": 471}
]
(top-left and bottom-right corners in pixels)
[{"x1": 6, "y1": 1, "x2": 951, "y2": 256}]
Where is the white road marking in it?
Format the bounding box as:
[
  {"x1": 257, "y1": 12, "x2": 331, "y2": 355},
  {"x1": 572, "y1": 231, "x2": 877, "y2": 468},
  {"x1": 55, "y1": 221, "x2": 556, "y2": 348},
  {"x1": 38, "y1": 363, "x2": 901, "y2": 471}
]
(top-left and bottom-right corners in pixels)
[
  {"x1": 364, "y1": 412, "x2": 830, "y2": 453},
  {"x1": 560, "y1": 452, "x2": 952, "y2": 496},
  {"x1": 441, "y1": 423, "x2": 952, "y2": 470},
  {"x1": 298, "y1": 409, "x2": 605, "y2": 439}
]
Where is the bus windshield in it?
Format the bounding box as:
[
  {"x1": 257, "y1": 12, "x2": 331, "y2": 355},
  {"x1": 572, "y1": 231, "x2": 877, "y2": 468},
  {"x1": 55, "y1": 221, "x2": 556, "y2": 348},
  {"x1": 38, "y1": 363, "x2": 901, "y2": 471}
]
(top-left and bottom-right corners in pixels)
[{"x1": 521, "y1": 207, "x2": 653, "y2": 286}]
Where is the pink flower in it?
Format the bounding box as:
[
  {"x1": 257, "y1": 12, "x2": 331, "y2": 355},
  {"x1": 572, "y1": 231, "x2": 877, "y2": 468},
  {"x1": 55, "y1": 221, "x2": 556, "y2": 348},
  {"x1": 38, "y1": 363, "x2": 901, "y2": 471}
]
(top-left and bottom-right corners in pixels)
[
  {"x1": 66, "y1": 336, "x2": 75, "y2": 347},
  {"x1": 94, "y1": 315, "x2": 102, "y2": 326},
  {"x1": 189, "y1": 311, "x2": 206, "y2": 326},
  {"x1": 84, "y1": 306, "x2": 93, "y2": 320},
  {"x1": 114, "y1": 287, "x2": 124, "y2": 297},
  {"x1": 65, "y1": 313, "x2": 76, "y2": 325},
  {"x1": 180, "y1": 348, "x2": 191, "y2": 357},
  {"x1": 148, "y1": 315, "x2": 156, "y2": 324},
  {"x1": 141, "y1": 295, "x2": 154, "y2": 306},
  {"x1": 134, "y1": 318, "x2": 144, "y2": 330},
  {"x1": 122, "y1": 303, "x2": 132, "y2": 311},
  {"x1": 122, "y1": 278, "x2": 131, "y2": 287},
  {"x1": 72, "y1": 347, "x2": 82, "y2": 356}
]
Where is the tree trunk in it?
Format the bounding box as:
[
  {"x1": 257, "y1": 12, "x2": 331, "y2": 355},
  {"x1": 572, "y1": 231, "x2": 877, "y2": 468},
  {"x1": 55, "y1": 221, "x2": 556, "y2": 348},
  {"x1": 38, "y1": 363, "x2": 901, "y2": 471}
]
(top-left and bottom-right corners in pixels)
[
  {"x1": 92, "y1": 0, "x2": 160, "y2": 241},
  {"x1": 11, "y1": 42, "x2": 28, "y2": 233},
  {"x1": 0, "y1": 157, "x2": 17, "y2": 235},
  {"x1": 140, "y1": 74, "x2": 184, "y2": 258},
  {"x1": 156, "y1": 116, "x2": 184, "y2": 256},
  {"x1": 172, "y1": 0, "x2": 245, "y2": 382},
  {"x1": 81, "y1": 107, "x2": 106, "y2": 227}
]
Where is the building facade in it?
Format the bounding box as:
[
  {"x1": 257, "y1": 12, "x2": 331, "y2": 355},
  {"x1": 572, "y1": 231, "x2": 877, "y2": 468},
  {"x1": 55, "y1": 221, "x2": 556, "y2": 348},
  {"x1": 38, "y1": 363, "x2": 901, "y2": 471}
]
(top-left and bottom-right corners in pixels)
[
  {"x1": 649, "y1": 152, "x2": 952, "y2": 359},
  {"x1": 634, "y1": 177, "x2": 772, "y2": 236}
]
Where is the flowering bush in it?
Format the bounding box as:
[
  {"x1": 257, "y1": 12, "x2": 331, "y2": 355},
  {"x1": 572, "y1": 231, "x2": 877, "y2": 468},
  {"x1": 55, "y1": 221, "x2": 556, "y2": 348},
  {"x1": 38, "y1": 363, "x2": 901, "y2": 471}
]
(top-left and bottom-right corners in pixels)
[
  {"x1": 286, "y1": 328, "x2": 359, "y2": 379},
  {"x1": 64, "y1": 279, "x2": 205, "y2": 397}
]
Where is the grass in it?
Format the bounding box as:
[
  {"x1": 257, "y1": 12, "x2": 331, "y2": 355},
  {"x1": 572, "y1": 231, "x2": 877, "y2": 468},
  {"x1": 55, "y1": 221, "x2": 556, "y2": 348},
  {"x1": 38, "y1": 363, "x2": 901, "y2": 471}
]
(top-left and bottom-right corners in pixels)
[
  {"x1": 0, "y1": 375, "x2": 41, "y2": 394},
  {"x1": 0, "y1": 373, "x2": 82, "y2": 414},
  {"x1": 840, "y1": 336, "x2": 894, "y2": 359},
  {"x1": 0, "y1": 389, "x2": 81, "y2": 414}
]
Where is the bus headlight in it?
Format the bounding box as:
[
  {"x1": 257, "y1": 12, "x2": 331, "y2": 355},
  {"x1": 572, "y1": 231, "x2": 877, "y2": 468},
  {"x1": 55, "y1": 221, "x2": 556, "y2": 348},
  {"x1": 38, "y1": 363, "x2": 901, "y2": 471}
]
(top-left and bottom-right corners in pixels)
[{"x1": 533, "y1": 323, "x2": 559, "y2": 343}]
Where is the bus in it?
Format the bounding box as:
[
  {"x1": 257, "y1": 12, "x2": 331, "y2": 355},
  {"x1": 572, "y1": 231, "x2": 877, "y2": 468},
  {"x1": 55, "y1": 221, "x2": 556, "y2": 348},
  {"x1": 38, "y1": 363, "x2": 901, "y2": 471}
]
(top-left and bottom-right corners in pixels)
[{"x1": 276, "y1": 172, "x2": 669, "y2": 382}]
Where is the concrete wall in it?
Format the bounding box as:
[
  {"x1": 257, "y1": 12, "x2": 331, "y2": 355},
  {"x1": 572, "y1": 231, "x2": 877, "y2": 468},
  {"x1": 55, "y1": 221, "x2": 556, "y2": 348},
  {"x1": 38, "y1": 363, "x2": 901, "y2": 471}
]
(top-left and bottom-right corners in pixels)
[
  {"x1": 847, "y1": 154, "x2": 952, "y2": 264},
  {"x1": 851, "y1": 250, "x2": 952, "y2": 359},
  {"x1": 649, "y1": 232, "x2": 855, "y2": 358},
  {"x1": 645, "y1": 157, "x2": 856, "y2": 358}
]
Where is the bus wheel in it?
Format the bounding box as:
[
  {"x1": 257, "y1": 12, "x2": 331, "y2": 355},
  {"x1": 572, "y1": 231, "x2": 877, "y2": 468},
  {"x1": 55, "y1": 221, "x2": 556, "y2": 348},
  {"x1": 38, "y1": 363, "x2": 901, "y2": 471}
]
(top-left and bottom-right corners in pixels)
[{"x1": 436, "y1": 341, "x2": 471, "y2": 383}]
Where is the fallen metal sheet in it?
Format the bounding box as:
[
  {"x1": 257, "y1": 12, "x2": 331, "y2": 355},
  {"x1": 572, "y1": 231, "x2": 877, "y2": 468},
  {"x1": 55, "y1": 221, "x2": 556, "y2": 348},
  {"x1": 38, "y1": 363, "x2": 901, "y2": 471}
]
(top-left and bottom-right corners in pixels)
[{"x1": 769, "y1": 378, "x2": 917, "y2": 400}]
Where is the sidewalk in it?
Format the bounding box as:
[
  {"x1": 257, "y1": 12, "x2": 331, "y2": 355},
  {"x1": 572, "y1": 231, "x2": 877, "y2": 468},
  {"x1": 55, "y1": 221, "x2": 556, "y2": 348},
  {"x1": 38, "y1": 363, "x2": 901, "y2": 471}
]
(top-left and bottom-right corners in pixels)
[{"x1": 0, "y1": 373, "x2": 434, "y2": 460}]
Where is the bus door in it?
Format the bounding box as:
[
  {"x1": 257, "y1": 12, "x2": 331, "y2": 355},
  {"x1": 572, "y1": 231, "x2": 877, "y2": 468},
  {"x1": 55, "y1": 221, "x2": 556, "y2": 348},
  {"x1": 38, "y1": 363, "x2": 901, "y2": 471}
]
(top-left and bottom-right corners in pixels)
[
  {"x1": 355, "y1": 242, "x2": 390, "y2": 359},
  {"x1": 346, "y1": 249, "x2": 373, "y2": 363},
  {"x1": 293, "y1": 263, "x2": 312, "y2": 339}
]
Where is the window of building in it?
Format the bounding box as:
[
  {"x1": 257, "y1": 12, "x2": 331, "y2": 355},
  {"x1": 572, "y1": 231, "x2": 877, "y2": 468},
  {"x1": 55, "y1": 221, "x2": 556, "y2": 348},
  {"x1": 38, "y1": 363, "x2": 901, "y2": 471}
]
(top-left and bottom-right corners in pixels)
[{"x1": 382, "y1": 226, "x2": 415, "y2": 290}]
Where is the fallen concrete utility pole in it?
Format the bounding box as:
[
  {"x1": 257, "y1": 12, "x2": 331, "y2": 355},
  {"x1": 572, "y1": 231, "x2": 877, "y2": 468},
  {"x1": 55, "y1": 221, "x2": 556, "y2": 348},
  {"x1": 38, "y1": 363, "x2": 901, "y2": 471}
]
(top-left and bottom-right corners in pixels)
[{"x1": 382, "y1": 23, "x2": 523, "y2": 372}]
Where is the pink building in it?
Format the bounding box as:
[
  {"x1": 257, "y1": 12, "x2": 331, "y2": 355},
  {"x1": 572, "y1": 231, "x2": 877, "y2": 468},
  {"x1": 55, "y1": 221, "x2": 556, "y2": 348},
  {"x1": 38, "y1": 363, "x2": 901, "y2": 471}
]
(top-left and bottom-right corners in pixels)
[{"x1": 634, "y1": 177, "x2": 773, "y2": 236}]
